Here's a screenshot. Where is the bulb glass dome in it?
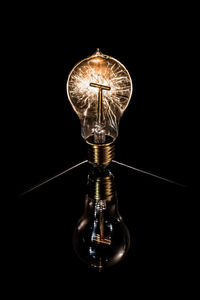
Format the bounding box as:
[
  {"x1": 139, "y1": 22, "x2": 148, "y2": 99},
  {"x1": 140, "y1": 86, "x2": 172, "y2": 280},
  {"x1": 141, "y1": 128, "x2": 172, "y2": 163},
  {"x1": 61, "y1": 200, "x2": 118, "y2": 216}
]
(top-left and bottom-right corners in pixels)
[{"x1": 67, "y1": 49, "x2": 132, "y2": 144}]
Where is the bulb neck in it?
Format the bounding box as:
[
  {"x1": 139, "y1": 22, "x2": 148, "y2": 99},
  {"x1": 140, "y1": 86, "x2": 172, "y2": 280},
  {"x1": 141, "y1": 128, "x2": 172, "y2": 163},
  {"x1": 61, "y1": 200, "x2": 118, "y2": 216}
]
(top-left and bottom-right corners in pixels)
[{"x1": 86, "y1": 137, "x2": 115, "y2": 167}]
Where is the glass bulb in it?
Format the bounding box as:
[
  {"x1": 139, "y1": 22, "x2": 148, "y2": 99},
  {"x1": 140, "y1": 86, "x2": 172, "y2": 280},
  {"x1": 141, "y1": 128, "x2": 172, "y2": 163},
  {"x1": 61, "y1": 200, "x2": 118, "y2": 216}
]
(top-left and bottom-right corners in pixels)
[
  {"x1": 73, "y1": 167, "x2": 130, "y2": 271},
  {"x1": 67, "y1": 49, "x2": 132, "y2": 144}
]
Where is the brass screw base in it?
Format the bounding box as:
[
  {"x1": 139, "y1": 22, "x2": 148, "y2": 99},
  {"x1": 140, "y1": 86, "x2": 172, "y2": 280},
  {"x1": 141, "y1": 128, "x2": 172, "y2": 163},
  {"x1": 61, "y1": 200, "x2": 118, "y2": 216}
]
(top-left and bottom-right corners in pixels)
[
  {"x1": 87, "y1": 142, "x2": 115, "y2": 166},
  {"x1": 89, "y1": 174, "x2": 114, "y2": 202}
]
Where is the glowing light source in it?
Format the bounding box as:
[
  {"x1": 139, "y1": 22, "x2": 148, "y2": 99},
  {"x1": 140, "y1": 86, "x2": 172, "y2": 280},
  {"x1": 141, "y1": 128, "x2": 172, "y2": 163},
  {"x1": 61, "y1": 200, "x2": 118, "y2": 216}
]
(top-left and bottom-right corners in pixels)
[{"x1": 67, "y1": 48, "x2": 132, "y2": 144}]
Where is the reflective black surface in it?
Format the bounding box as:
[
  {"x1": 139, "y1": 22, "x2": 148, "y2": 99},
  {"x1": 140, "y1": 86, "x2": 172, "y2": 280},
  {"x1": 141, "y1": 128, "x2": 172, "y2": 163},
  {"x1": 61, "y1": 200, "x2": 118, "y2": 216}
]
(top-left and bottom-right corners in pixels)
[{"x1": 15, "y1": 161, "x2": 189, "y2": 294}]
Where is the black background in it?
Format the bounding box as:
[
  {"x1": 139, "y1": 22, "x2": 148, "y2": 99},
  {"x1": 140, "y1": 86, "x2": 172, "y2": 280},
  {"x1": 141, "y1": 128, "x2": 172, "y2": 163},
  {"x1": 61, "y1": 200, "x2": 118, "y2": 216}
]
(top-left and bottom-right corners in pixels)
[
  {"x1": 16, "y1": 33, "x2": 191, "y2": 191},
  {"x1": 13, "y1": 3, "x2": 194, "y2": 297}
]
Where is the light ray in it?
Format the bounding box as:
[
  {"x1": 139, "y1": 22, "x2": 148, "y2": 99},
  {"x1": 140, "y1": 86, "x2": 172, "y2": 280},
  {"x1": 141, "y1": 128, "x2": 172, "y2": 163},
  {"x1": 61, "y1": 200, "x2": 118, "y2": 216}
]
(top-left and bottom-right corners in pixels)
[
  {"x1": 20, "y1": 160, "x2": 88, "y2": 196},
  {"x1": 113, "y1": 160, "x2": 187, "y2": 187},
  {"x1": 20, "y1": 158, "x2": 186, "y2": 197}
]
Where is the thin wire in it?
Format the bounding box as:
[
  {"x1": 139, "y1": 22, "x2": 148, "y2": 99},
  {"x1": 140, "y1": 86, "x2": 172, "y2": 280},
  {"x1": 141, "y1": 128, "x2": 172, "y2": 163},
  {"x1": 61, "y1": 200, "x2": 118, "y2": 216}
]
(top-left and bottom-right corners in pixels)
[
  {"x1": 20, "y1": 160, "x2": 88, "y2": 196},
  {"x1": 113, "y1": 160, "x2": 187, "y2": 187}
]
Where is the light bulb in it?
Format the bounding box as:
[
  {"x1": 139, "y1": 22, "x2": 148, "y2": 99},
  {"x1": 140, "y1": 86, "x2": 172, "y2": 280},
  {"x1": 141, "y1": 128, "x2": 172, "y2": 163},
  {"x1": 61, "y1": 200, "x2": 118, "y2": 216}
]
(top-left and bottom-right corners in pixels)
[
  {"x1": 73, "y1": 167, "x2": 130, "y2": 271},
  {"x1": 67, "y1": 49, "x2": 132, "y2": 166},
  {"x1": 67, "y1": 50, "x2": 132, "y2": 269}
]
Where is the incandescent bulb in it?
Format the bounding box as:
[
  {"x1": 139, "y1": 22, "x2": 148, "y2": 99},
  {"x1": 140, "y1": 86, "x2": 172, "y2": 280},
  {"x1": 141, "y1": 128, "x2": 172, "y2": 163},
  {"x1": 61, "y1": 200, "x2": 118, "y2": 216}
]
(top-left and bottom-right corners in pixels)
[
  {"x1": 67, "y1": 50, "x2": 132, "y2": 269},
  {"x1": 73, "y1": 167, "x2": 130, "y2": 271},
  {"x1": 67, "y1": 49, "x2": 132, "y2": 148}
]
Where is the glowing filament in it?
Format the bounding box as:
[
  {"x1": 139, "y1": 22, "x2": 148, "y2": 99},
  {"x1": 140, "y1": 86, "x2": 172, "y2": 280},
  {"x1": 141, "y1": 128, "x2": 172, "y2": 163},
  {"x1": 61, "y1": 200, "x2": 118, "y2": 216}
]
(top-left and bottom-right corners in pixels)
[{"x1": 89, "y1": 82, "x2": 111, "y2": 124}]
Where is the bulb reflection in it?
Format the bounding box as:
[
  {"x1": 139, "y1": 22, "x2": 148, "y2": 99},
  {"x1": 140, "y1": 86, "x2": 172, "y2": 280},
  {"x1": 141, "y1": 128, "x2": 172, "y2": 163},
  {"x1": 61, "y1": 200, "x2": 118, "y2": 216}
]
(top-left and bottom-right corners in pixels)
[{"x1": 73, "y1": 166, "x2": 130, "y2": 271}]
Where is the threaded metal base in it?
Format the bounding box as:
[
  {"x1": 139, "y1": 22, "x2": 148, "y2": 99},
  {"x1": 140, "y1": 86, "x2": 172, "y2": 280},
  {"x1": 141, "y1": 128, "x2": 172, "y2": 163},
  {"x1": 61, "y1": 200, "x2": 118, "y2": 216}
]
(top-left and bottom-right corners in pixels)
[
  {"x1": 89, "y1": 173, "x2": 114, "y2": 202},
  {"x1": 86, "y1": 137, "x2": 115, "y2": 166}
]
